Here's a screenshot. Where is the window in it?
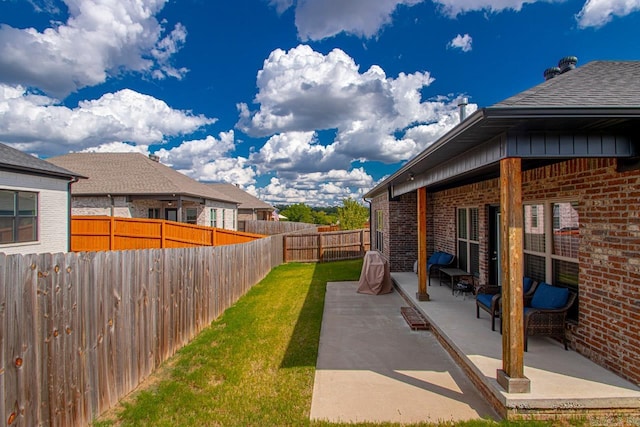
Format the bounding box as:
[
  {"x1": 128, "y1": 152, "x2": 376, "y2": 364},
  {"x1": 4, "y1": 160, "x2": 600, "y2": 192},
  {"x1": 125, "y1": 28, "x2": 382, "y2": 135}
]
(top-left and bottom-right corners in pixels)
[
  {"x1": 524, "y1": 201, "x2": 579, "y2": 320},
  {"x1": 457, "y1": 207, "x2": 479, "y2": 274},
  {"x1": 210, "y1": 208, "x2": 217, "y2": 227},
  {"x1": 185, "y1": 208, "x2": 198, "y2": 224},
  {"x1": 375, "y1": 210, "x2": 384, "y2": 251},
  {"x1": 148, "y1": 208, "x2": 160, "y2": 219},
  {"x1": 222, "y1": 210, "x2": 226, "y2": 229},
  {"x1": 0, "y1": 190, "x2": 38, "y2": 244}
]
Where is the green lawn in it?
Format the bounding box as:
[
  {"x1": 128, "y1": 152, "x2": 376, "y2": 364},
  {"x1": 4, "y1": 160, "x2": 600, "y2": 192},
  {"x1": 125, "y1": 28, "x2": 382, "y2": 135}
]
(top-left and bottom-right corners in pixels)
[{"x1": 94, "y1": 260, "x2": 569, "y2": 427}]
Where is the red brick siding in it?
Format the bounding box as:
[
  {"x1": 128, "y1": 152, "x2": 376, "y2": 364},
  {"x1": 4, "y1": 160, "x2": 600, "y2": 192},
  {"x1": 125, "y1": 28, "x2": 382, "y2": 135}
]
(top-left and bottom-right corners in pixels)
[
  {"x1": 388, "y1": 192, "x2": 417, "y2": 272},
  {"x1": 374, "y1": 158, "x2": 640, "y2": 385},
  {"x1": 520, "y1": 158, "x2": 640, "y2": 386}
]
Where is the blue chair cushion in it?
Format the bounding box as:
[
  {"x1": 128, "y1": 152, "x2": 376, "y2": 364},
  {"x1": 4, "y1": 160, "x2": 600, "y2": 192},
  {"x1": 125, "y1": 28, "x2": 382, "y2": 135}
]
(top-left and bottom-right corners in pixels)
[
  {"x1": 476, "y1": 293, "x2": 495, "y2": 308},
  {"x1": 437, "y1": 252, "x2": 453, "y2": 265},
  {"x1": 530, "y1": 282, "x2": 569, "y2": 309},
  {"x1": 523, "y1": 277, "x2": 534, "y2": 293},
  {"x1": 427, "y1": 252, "x2": 441, "y2": 266}
]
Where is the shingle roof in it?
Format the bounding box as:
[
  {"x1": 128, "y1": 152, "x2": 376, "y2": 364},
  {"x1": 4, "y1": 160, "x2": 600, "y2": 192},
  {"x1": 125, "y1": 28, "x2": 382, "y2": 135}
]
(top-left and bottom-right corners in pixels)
[
  {"x1": 0, "y1": 143, "x2": 83, "y2": 179},
  {"x1": 208, "y1": 183, "x2": 274, "y2": 210},
  {"x1": 47, "y1": 153, "x2": 238, "y2": 203},
  {"x1": 493, "y1": 61, "x2": 640, "y2": 108}
]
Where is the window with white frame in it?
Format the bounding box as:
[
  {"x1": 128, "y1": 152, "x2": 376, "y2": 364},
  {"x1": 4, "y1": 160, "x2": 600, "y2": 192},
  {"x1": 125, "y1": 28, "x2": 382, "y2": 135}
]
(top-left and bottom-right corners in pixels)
[
  {"x1": 211, "y1": 208, "x2": 217, "y2": 227},
  {"x1": 185, "y1": 207, "x2": 198, "y2": 224},
  {"x1": 457, "y1": 207, "x2": 479, "y2": 274},
  {"x1": 375, "y1": 210, "x2": 384, "y2": 252},
  {"x1": 524, "y1": 201, "x2": 579, "y2": 320},
  {"x1": 0, "y1": 190, "x2": 38, "y2": 244}
]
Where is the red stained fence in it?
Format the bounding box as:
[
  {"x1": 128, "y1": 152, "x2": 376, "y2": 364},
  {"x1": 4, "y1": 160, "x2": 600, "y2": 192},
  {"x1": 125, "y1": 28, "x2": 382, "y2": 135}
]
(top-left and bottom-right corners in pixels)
[{"x1": 70, "y1": 216, "x2": 264, "y2": 252}]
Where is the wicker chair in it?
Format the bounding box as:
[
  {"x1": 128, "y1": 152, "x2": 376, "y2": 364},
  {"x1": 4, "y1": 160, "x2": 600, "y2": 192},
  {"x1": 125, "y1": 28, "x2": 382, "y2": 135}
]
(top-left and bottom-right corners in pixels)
[
  {"x1": 476, "y1": 277, "x2": 538, "y2": 331},
  {"x1": 521, "y1": 283, "x2": 577, "y2": 351}
]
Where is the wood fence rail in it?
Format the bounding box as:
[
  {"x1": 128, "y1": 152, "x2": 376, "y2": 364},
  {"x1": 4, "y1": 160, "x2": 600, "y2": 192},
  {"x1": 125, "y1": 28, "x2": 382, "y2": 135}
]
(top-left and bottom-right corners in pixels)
[
  {"x1": 0, "y1": 236, "x2": 283, "y2": 427},
  {"x1": 284, "y1": 229, "x2": 370, "y2": 262},
  {"x1": 71, "y1": 216, "x2": 264, "y2": 252}
]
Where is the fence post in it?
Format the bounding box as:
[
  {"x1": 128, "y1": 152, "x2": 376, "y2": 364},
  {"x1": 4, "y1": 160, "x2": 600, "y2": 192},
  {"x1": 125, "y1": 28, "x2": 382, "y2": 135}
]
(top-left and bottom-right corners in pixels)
[
  {"x1": 318, "y1": 234, "x2": 323, "y2": 262},
  {"x1": 360, "y1": 229, "x2": 365, "y2": 256},
  {"x1": 110, "y1": 216, "x2": 115, "y2": 250},
  {"x1": 161, "y1": 220, "x2": 166, "y2": 248},
  {"x1": 283, "y1": 235, "x2": 288, "y2": 262}
]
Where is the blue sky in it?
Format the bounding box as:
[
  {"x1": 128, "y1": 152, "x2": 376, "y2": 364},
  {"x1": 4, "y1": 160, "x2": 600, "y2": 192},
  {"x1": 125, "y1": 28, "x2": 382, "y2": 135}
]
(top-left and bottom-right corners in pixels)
[{"x1": 1, "y1": 0, "x2": 639, "y2": 206}]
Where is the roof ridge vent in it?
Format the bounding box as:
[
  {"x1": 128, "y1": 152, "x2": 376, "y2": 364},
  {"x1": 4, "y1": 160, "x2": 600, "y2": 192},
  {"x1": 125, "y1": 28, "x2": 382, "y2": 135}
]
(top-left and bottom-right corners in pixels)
[
  {"x1": 544, "y1": 67, "x2": 561, "y2": 81},
  {"x1": 543, "y1": 56, "x2": 578, "y2": 80},
  {"x1": 558, "y1": 56, "x2": 578, "y2": 73}
]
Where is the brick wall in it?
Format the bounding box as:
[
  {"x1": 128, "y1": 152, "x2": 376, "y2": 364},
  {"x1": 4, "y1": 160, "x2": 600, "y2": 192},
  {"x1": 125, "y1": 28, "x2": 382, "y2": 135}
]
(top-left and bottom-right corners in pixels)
[
  {"x1": 522, "y1": 158, "x2": 640, "y2": 385},
  {"x1": 389, "y1": 192, "x2": 417, "y2": 272},
  {"x1": 373, "y1": 158, "x2": 640, "y2": 385},
  {"x1": 432, "y1": 179, "x2": 501, "y2": 281}
]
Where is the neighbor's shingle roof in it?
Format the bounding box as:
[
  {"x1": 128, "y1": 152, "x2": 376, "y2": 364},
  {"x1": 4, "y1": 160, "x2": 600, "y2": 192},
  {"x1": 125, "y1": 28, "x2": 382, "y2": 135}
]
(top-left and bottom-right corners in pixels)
[
  {"x1": 493, "y1": 61, "x2": 640, "y2": 108},
  {"x1": 0, "y1": 143, "x2": 83, "y2": 179},
  {"x1": 47, "y1": 153, "x2": 238, "y2": 203},
  {"x1": 208, "y1": 183, "x2": 273, "y2": 210}
]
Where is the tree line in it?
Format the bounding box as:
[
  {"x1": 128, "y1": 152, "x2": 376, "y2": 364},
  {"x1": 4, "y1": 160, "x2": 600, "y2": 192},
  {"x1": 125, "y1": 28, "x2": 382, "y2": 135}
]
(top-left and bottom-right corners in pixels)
[{"x1": 275, "y1": 198, "x2": 369, "y2": 230}]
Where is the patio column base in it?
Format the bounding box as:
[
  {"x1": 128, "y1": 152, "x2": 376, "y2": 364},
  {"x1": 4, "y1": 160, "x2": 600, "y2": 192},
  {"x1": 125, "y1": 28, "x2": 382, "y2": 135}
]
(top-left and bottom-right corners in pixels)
[
  {"x1": 416, "y1": 292, "x2": 430, "y2": 301},
  {"x1": 496, "y1": 369, "x2": 530, "y2": 393}
]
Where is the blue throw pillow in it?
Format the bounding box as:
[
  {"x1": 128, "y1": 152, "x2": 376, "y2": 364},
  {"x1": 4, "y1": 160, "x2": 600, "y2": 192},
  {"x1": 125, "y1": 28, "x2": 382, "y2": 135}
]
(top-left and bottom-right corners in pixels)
[
  {"x1": 530, "y1": 283, "x2": 569, "y2": 309},
  {"x1": 523, "y1": 277, "x2": 534, "y2": 293}
]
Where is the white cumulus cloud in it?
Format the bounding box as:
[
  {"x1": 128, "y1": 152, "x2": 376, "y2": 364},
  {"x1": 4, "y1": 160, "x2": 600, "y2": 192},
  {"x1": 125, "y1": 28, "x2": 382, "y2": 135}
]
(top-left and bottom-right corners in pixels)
[
  {"x1": 0, "y1": 84, "x2": 214, "y2": 156},
  {"x1": 254, "y1": 168, "x2": 374, "y2": 206},
  {"x1": 448, "y1": 33, "x2": 473, "y2": 52},
  {"x1": 0, "y1": 0, "x2": 187, "y2": 98},
  {"x1": 155, "y1": 131, "x2": 257, "y2": 186},
  {"x1": 576, "y1": 0, "x2": 640, "y2": 27},
  {"x1": 238, "y1": 45, "x2": 463, "y2": 171}
]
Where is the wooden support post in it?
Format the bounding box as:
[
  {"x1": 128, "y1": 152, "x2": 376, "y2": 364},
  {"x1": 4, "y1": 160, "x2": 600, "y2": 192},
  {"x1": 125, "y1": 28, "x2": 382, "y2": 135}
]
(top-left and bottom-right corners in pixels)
[
  {"x1": 496, "y1": 157, "x2": 530, "y2": 393},
  {"x1": 318, "y1": 234, "x2": 323, "y2": 262},
  {"x1": 416, "y1": 187, "x2": 429, "y2": 301}
]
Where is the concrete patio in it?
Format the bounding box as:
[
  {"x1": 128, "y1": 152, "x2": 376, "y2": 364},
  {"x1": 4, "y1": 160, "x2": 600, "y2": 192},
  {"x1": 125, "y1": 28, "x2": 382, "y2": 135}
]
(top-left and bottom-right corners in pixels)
[
  {"x1": 392, "y1": 272, "x2": 640, "y2": 422},
  {"x1": 310, "y1": 274, "x2": 640, "y2": 425}
]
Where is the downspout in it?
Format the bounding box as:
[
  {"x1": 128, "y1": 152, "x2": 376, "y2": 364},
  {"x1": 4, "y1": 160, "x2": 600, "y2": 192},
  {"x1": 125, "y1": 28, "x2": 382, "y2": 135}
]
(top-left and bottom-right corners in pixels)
[
  {"x1": 67, "y1": 176, "x2": 80, "y2": 252},
  {"x1": 363, "y1": 196, "x2": 372, "y2": 253}
]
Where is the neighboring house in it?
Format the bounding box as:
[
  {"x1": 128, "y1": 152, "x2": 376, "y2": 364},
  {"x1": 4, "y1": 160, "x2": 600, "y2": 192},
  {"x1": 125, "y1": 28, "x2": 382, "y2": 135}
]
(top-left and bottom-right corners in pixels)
[
  {"x1": 208, "y1": 183, "x2": 275, "y2": 222},
  {"x1": 364, "y1": 60, "x2": 640, "y2": 387},
  {"x1": 0, "y1": 143, "x2": 84, "y2": 255},
  {"x1": 48, "y1": 153, "x2": 240, "y2": 230}
]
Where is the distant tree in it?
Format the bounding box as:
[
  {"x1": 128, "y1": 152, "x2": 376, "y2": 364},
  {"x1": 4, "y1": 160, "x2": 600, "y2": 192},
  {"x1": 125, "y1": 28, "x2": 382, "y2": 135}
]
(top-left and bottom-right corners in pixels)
[
  {"x1": 337, "y1": 198, "x2": 369, "y2": 230},
  {"x1": 312, "y1": 210, "x2": 337, "y2": 225},
  {"x1": 280, "y1": 203, "x2": 314, "y2": 224}
]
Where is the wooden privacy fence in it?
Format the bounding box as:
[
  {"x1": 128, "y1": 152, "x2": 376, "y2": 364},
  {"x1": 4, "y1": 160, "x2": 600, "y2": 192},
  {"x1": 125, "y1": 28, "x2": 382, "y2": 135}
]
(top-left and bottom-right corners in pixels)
[
  {"x1": 241, "y1": 220, "x2": 317, "y2": 236},
  {"x1": 284, "y1": 229, "x2": 370, "y2": 262},
  {"x1": 71, "y1": 216, "x2": 265, "y2": 252},
  {"x1": 0, "y1": 236, "x2": 283, "y2": 427}
]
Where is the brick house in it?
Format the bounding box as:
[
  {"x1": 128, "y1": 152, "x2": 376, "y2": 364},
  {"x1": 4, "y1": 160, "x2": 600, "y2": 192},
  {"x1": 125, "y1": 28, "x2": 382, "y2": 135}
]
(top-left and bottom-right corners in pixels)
[
  {"x1": 364, "y1": 60, "x2": 640, "y2": 388},
  {"x1": 48, "y1": 153, "x2": 240, "y2": 230},
  {"x1": 0, "y1": 143, "x2": 84, "y2": 255}
]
